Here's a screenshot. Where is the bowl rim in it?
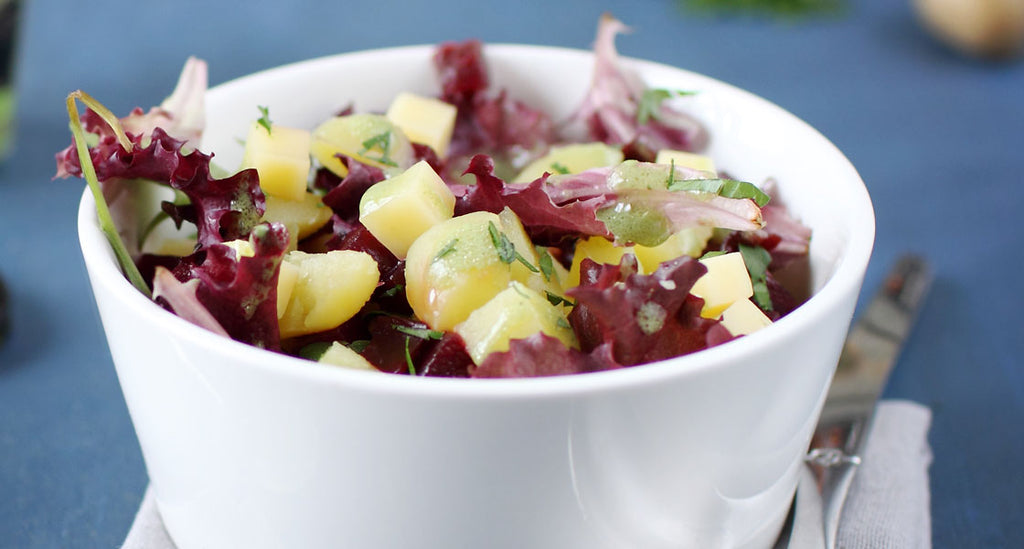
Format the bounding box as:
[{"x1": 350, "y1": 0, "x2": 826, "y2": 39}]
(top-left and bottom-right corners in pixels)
[{"x1": 78, "y1": 43, "x2": 875, "y2": 400}]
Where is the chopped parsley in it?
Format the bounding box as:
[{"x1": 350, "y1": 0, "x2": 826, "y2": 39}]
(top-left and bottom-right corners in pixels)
[
  {"x1": 381, "y1": 284, "x2": 405, "y2": 298},
  {"x1": 434, "y1": 238, "x2": 459, "y2": 260},
  {"x1": 359, "y1": 131, "x2": 398, "y2": 167},
  {"x1": 395, "y1": 325, "x2": 445, "y2": 340},
  {"x1": 637, "y1": 88, "x2": 696, "y2": 124},
  {"x1": 404, "y1": 338, "x2": 416, "y2": 376},
  {"x1": 487, "y1": 221, "x2": 539, "y2": 272},
  {"x1": 550, "y1": 162, "x2": 571, "y2": 175},
  {"x1": 537, "y1": 248, "x2": 555, "y2": 282},
  {"x1": 545, "y1": 290, "x2": 575, "y2": 308},
  {"x1": 256, "y1": 105, "x2": 273, "y2": 134},
  {"x1": 668, "y1": 177, "x2": 771, "y2": 207},
  {"x1": 738, "y1": 243, "x2": 773, "y2": 311}
]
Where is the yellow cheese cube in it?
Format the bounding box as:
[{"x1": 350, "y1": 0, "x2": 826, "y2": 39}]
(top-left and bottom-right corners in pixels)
[
  {"x1": 633, "y1": 226, "x2": 714, "y2": 273},
  {"x1": 514, "y1": 142, "x2": 624, "y2": 183},
  {"x1": 278, "y1": 250, "x2": 380, "y2": 338},
  {"x1": 359, "y1": 160, "x2": 456, "y2": 258},
  {"x1": 385, "y1": 92, "x2": 458, "y2": 158},
  {"x1": 567, "y1": 236, "x2": 635, "y2": 288},
  {"x1": 454, "y1": 281, "x2": 578, "y2": 365},
  {"x1": 262, "y1": 192, "x2": 333, "y2": 241},
  {"x1": 318, "y1": 341, "x2": 377, "y2": 371},
  {"x1": 719, "y1": 298, "x2": 773, "y2": 336},
  {"x1": 689, "y1": 252, "x2": 753, "y2": 319},
  {"x1": 241, "y1": 122, "x2": 311, "y2": 202},
  {"x1": 655, "y1": 149, "x2": 717, "y2": 173}
]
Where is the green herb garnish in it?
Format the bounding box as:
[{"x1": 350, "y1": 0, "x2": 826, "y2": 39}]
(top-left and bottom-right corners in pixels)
[
  {"x1": 348, "y1": 340, "x2": 371, "y2": 353},
  {"x1": 545, "y1": 290, "x2": 575, "y2": 308},
  {"x1": 667, "y1": 178, "x2": 771, "y2": 207},
  {"x1": 395, "y1": 325, "x2": 444, "y2": 340},
  {"x1": 550, "y1": 162, "x2": 571, "y2": 175},
  {"x1": 700, "y1": 250, "x2": 727, "y2": 260},
  {"x1": 381, "y1": 284, "x2": 405, "y2": 298},
  {"x1": 637, "y1": 88, "x2": 696, "y2": 124},
  {"x1": 486, "y1": 221, "x2": 539, "y2": 272},
  {"x1": 556, "y1": 317, "x2": 572, "y2": 330},
  {"x1": 434, "y1": 238, "x2": 459, "y2": 260},
  {"x1": 404, "y1": 338, "x2": 416, "y2": 376},
  {"x1": 537, "y1": 248, "x2": 555, "y2": 282},
  {"x1": 359, "y1": 131, "x2": 398, "y2": 167},
  {"x1": 738, "y1": 243, "x2": 773, "y2": 311},
  {"x1": 256, "y1": 105, "x2": 273, "y2": 134},
  {"x1": 298, "y1": 341, "x2": 332, "y2": 361}
]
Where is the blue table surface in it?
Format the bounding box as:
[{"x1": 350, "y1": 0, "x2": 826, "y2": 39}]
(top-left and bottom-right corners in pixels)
[{"x1": 1, "y1": 0, "x2": 1021, "y2": 546}]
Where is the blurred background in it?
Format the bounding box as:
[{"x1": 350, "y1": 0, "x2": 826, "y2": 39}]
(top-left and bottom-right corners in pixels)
[{"x1": 1, "y1": 0, "x2": 1021, "y2": 546}]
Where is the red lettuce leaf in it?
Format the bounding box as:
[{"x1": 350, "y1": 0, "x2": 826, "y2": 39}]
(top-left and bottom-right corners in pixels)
[
  {"x1": 567, "y1": 254, "x2": 728, "y2": 366},
  {"x1": 471, "y1": 333, "x2": 620, "y2": 378}
]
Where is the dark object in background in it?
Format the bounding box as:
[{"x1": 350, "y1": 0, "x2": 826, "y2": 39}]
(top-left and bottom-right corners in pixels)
[
  {"x1": 0, "y1": 273, "x2": 8, "y2": 347},
  {"x1": 0, "y1": 0, "x2": 20, "y2": 158}
]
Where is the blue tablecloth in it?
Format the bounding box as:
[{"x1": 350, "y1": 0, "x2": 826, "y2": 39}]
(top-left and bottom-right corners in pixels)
[{"x1": 1, "y1": 0, "x2": 1021, "y2": 546}]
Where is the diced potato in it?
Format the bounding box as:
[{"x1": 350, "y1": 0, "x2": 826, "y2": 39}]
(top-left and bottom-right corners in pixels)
[
  {"x1": 147, "y1": 236, "x2": 198, "y2": 257},
  {"x1": 240, "y1": 122, "x2": 311, "y2": 202},
  {"x1": 654, "y1": 149, "x2": 717, "y2": 173},
  {"x1": 310, "y1": 114, "x2": 414, "y2": 178},
  {"x1": 689, "y1": 252, "x2": 753, "y2": 319},
  {"x1": 318, "y1": 341, "x2": 377, "y2": 371},
  {"x1": 719, "y1": 298, "x2": 772, "y2": 336},
  {"x1": 567, "y1": 236, "x2": 635, "y2": 289},
  {"x1": 405, "y1": 211, "x2": 520, "y2": 331},
  {"x1": 454, "y1": 281, "x2": 578, "y2": 364},
  {"x1": 279, "y1": 250, "x2": 380, "y2": 338},
  {"x1": 359, "y1": 160, "x2": 456, "y2": 258},
  {"x1": 222, "y1": 238, "x2": 255, "y2": 258},
  {"x1": 514, "y1": 142, "x2": 624, "y2": 183},
  {"x1": 262, "y1": 192, "x2": 333, "y2": 243},
  {"x1": 385, "y1": 92, "x2": 458, "y2": 157},
  {"x1": 632, "y1": 226, "x2": 714, "y2": 273}
]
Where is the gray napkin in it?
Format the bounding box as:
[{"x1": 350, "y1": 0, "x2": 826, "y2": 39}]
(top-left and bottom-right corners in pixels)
[{"x1": 122, "y1": 400, "x2": 933, "y2": 549}]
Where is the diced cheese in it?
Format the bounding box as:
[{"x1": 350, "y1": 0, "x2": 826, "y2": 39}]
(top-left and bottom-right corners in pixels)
[
  {"x1": 567, "y1": 236, "x2": 635, "y2": 288},
  {"x1": 689, "y1": 252, "x2": 753, "y2": 319},
  {"x1": 318, "y1": 341, "x2": 377, "y2": 371},
  {"x1": 720, "y1": 298, "x2": 773, "y2": 336},
  {"x1": 385, "y1": 92, "x2": 458, "y2": 157},
  {"x1": 359, "y1": 160, "x2": 457, "y2": 259},
  {"x1": 655, "y1": 149, "x2": 717, "y2": 173},
  {"x1": 240, "y1": 122, "x2": 311, "y2": 202},
  {"x1": 632, "y1": 226, "x2": 715, "y2": 273},
  {"x1": 454, "y1": 281, "x2": 577, "y2": 365}
]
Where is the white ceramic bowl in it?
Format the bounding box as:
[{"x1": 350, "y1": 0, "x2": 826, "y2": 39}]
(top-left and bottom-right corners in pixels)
[{"x1": 79, "y1": 45, "x2": 873, "y2": 549}]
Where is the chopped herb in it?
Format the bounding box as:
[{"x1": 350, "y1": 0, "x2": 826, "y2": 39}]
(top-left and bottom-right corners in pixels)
[
  {"x1": 381, "y1": 284, "x2": 404, "y2": 298},
  {"x1": 556, "y1": 317, "x2": 572, "y2": 330},
  {"x1": 404, "y1": 338, "x2": 416, "y2": 376},
  {"x1": 550, "y1": 162, "x2": 571, "y2": 175},
  {"x1": 537, "y1": 248, "x2": 555, "y2": 282},
  {"x1": 487, "y1": 221, "x2": 517, "y2": 264},
  {"x1": 739, "y1": 243, "x2": 774, "y2": 311},
  {"x1": 298, "y1": 341, "x2": 332, "y2": 361},
  {"x1": 515, "y1": 252, "x2": 539, "y2": 273},
  {"x1": 637, "y1": 88, "x2": 696, "y2": 124},
  {"x1": 256, "y1": 105, "x2": 273, "y2": 134},
  {"x1": 434, "y1": 238, "x2": 459, "y2": 260},
  {"x1": 700, "y1": 250, "x2": 727, "y2": 260},
  {"x1": 395, "y1": 325, "x2": 444, "y2": 340},
  {"x1": 667, "y1": 177, "x2": 771, "y2": 207},
  {"x1": 666, "y1": 158, "x2": 676, "y2": 189},
  {"x1": 359, "y1": 131, "x2": 398, "y2": 167},
  {"x1": 545, "y1": 290, "x2": 575, "y2": 308},
  {"x1": 349, "y1": 340, "x2": 371, "y2": 353}
]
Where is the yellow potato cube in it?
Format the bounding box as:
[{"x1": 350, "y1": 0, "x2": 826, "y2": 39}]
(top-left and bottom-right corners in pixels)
[
  {"x1": 655, "y1": 149, "x2": 717, "y2": 174},
  {"x1": 262, "y1": 192, "x2": 333, "y2": 242},
  {"x1": 567, "y1": 236, "x2": 636, "y2": 289},
  {"x1": 385, "y1": 92, "x2": 458, "y2": 158},
  {"x1": 633, "y1": 226, "x2": 714, "y2": 273},
  {"x1": 359, "y1": 160, "x2": 456, "y2": 258},
  {"x1": 689, "y1": 252, "x2": 753, "y2": 319},
  {"x1": 719, "y1": 298, "x2": 773, "y2": 336},
  {"x1": 311, "y1": 114, "x2": 414, "y2": 178},
  {"x1": 514, "y1": 142, "x2": 624, "y2": 183},
  {"x1": 405, "y1": 211, "x2": 518, "y2": 331},
  {"x1": 278, "y1": 250, "x2": 380, "y2": 338},
  {"x1": 241, "y1": 122, "x2": 311, "y2": 202},
  {"x1": 318, "y1": 341, "x2": 377, "y2": 371},
  {"x1": 454, "y1": 281, "x2": 578, "y2": 365}
]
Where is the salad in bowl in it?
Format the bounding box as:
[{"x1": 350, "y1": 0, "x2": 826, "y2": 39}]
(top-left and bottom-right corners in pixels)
[{"x1": 58, "y1": 15, "x2": 811, "y2": 379}]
